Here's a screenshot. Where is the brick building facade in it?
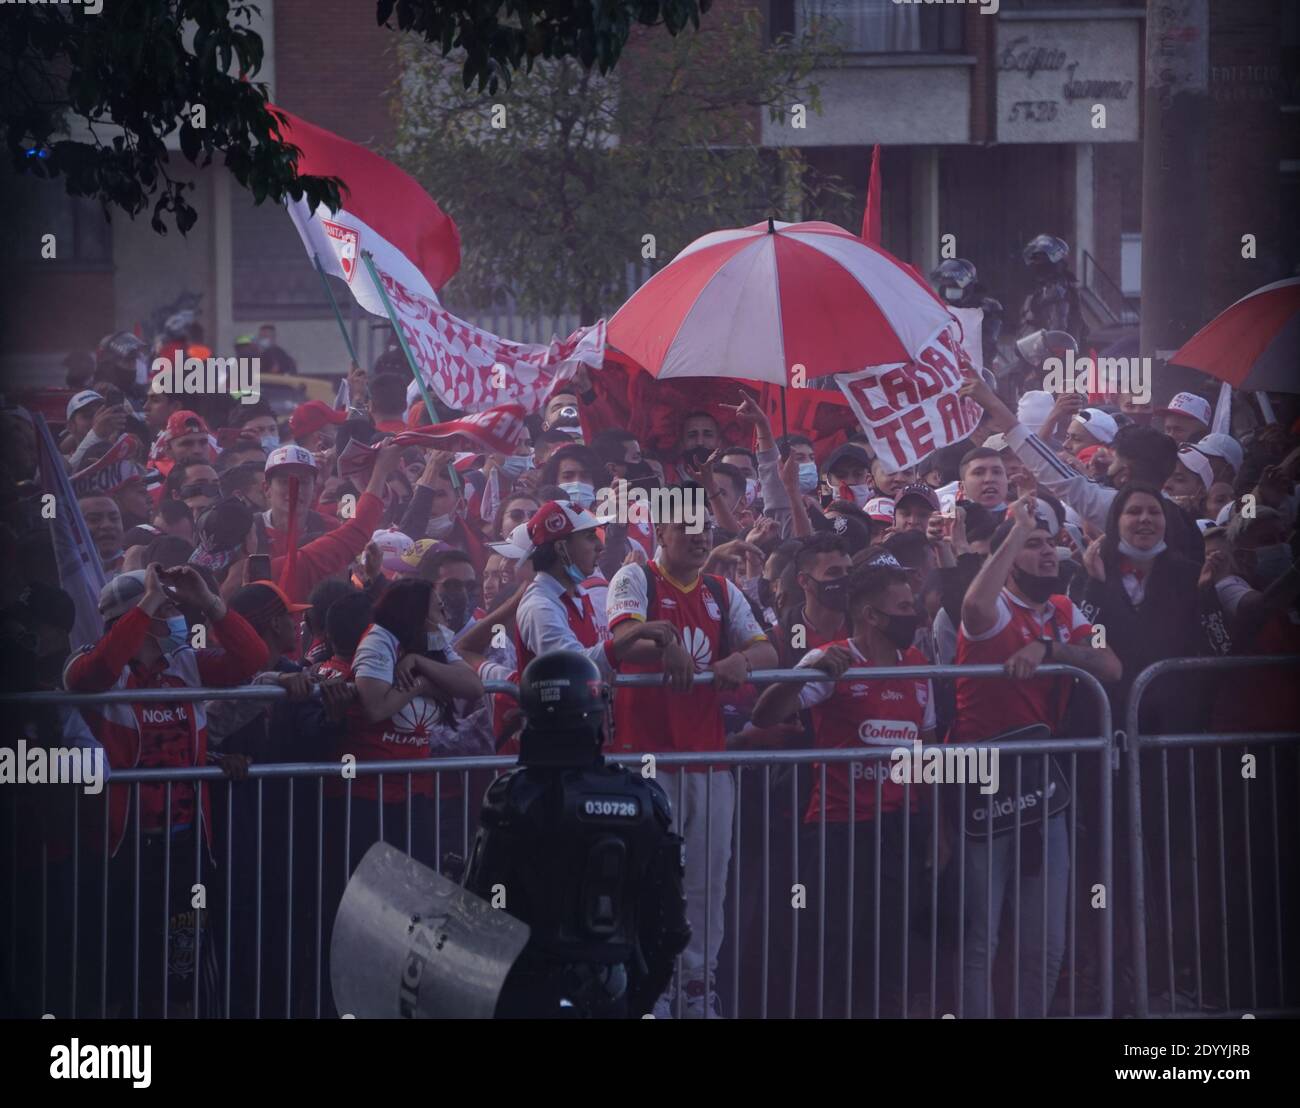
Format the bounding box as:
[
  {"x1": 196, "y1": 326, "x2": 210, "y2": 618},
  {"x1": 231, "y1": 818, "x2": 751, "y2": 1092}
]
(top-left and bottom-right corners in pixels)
[{"x1": 1, "y1": 0, "x2": 1296, "y2": 387}]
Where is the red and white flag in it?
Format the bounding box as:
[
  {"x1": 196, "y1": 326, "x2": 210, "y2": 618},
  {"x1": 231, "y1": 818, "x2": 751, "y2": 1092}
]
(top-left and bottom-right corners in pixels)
[
  {"x1": 376, "y1": 270, "x2": 606, "y2": 414},
  {"x1": 277, "y1": 106, "x2": 461, "y2": 317},
  {"x1": 338, "y1": 404, "x2": 530, "y2": 485}
]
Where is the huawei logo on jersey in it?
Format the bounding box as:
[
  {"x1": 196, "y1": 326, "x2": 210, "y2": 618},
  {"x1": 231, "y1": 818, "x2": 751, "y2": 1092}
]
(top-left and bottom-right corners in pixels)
[
  {"x1": 682, "y1": 626, "x2": 712, "y2": 671},
  {"x1": 387, "y1": 698, "x2": 435, "y2": 744}
]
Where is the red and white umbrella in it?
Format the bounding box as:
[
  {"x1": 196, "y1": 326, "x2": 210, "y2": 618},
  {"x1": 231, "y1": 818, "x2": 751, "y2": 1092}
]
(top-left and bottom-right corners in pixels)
[
  {"x1": 1170, "y1": 277, "x2": 1300, "y2": 392},
  {"x1": 607, "y1": 219, "x2": 954, "y2": 386}
]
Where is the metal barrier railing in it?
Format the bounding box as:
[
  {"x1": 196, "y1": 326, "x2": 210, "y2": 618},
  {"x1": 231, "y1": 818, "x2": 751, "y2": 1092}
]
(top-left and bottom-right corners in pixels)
[
  {"x1": 1123, "y1": 655, "x2": 1300, "y2": 1018},
  {"x1": 4, "y1": 663, "x2": 1115, "y2": 1019}
]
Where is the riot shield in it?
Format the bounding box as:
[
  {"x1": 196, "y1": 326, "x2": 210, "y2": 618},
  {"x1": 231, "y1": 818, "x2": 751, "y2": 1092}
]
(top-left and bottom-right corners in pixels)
[{"x1": 331, "y1": 841, "x2": 530, "y2": 1018}]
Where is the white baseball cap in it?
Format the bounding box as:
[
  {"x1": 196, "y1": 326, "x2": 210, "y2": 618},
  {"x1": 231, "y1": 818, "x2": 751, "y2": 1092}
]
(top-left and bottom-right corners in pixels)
[
  {"x1": 66, "y1": 390, "x2": 104, "y2": 421},
  {"x1": 370, "y1": 528, "x2": 415, "y2": 575},
  {"x1": 1017, "y1": 390, "x2": 1055, "y2": 435},
  {"x1": 863, "y1": 497, "x2": 895, "y2": 523},
  {"x1": 1175, "y1": 444, "x2": 1215, "y2": 490},
  {"x1": 264, "y1": 444, "x2": 318, "y2": 475},
  {"x1": 489, "y1": 522, "x2": 535, "y2": 561},
  {"x1": 1156, "y1": 391, "x2": 1212, "y2": 429},
  {"x1": 1194, "y1": 432, "x2": 1244, "y2": 474},
  {"x1": 1071, "y1": 408, "x2": 1118, "y2": 444}
]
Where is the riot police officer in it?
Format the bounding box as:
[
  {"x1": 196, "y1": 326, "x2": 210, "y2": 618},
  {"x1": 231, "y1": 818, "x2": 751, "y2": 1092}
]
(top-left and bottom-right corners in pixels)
[
  {"x1": 930, "y1": 257, "x2": 1006, "y2": 371},
  {"x1": 462, "y1": 651, "x2": 691, "y2": 1018},
  {"x1": 1019, "y1": 233, "x2": 1088, "y2": 350}
]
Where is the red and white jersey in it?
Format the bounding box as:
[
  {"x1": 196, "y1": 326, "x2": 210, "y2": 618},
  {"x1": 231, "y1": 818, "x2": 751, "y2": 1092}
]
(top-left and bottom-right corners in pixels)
[
  {"x1": 606, "y1": 560, "x2": 766, "y2": 758},
  {"x1": 951, "y1": 588, "x2": 1092, "y2": 744},
  {"x1": 514, "y1": 572, "x2": 614, "y2": 675},
  {"x1": 332, "y1": 624, "x2": 464, "y2": 802},
  {"x1": 624, "y1": 505, "x2": 655, "y2": 562},
  {"x1": 796, "y1": 641, "x2": 935, "y2": 823}
]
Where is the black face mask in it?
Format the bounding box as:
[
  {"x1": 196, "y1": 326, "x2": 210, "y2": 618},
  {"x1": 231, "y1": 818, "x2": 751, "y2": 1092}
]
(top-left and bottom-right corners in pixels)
[
  {"x1": 872, "y1": 610, "x2": 920, "y2": 651},
  {"x1": 814, "y1": 577, "x2": 850, "y2": 613},
  {"x1": 1012, "y1": 565, "x2": 1057, "y2": 604},
  {"x1": 439, "y1": 583, "x2": 477, "y2": 629},
  {"x1": 681, "y1": 445, "x2": 712, "y2": 469}
]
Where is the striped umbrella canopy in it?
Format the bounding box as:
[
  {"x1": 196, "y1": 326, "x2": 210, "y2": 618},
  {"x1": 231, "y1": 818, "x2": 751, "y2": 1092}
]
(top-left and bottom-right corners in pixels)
[
  {"x1": 608, "y1": 219, "x2": 954, "y2": 386},
  {"x1": 1170, "y1": 277, "x2": 1300, "y2": 392}
]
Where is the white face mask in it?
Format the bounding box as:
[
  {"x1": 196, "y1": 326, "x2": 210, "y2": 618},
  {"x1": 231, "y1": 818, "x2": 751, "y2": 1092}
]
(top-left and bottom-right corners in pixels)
[
  {"x1": 797, "y1": 462, "x2": 819, "y2": 494},
  {"x1": 559, "y1": 481, "x2": 595, "y2": 508},
  {"x1": 426, "y1": 512, "x2": 456, "y2": 539},
  {"x1": 848, "y1": 483, "x2": 873, "y2": 509},
  {"x1": 502, "y1": 454, "x2": 533, "y2": 479},
  {"x1": 426, "y1": 628, "x2": 450, "y2": 652},
  {"x1": 1118, "y1": 538, "x2": 1167, "y2": 562}
]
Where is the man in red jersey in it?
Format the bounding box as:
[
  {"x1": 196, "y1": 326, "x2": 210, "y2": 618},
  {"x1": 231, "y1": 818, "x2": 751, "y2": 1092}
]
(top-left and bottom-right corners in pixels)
[
  {"x1": 607, "y1": 499, "x2": 776, "y2": 1017},
  {"x1": 753, "y1": 564, "x2": 935, "y2": 1017},
  {"x1": 954, "y1": 494, "x2": 1120, "y2": 1018}
]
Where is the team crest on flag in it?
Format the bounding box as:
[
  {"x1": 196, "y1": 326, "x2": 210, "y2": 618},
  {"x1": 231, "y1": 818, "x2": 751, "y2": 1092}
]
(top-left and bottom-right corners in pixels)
[{"x1": 321, "y1": 219, "x2": 360, "y2": 282}]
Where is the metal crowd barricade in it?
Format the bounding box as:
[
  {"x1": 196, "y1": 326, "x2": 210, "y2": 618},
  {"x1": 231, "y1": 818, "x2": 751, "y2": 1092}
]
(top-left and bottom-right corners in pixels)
[
  {"x1": 1, "y1": 664, "x2": 1114, "y2": 1019},
  {"x1": 1123, "y1": 655, "x2": 1300, "y2": 1018}
]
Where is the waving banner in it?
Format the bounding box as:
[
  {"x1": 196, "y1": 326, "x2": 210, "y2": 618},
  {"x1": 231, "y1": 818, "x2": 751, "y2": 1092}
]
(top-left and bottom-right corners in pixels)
[
  {"x1": 338, "y1": 404, "x2": 529, "y2": 485},
  {"x1": 375, "y1": 271, "x2": 606, "y2": 414},
  {"x1": 837, "y1": 323, "x2": 983, "y2": 474}
]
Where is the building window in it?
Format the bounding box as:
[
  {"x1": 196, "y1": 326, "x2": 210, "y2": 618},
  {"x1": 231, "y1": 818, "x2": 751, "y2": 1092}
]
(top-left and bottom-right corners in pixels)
[
  {"x1": 792, "y1": 0, "x2": 964, "y2": 54},
  {"x1": 6, "y1": 173, "x2": 112, "y2": 269},
  {"x1": 230, "y1": 194, "x2": 334, "y2": 319}
]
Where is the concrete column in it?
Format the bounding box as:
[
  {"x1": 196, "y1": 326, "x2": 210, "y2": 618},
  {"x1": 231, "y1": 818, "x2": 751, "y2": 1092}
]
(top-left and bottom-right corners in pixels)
[
  {"x1": 1074, "y1": 143, "x2": 1095, "y2": 274},
  {"x1": 910, "y1": 145, "x2": 940, "y2": 274},
  {"x1": 1140, "y1": 0, "x2": 1209, "y2": 388}
]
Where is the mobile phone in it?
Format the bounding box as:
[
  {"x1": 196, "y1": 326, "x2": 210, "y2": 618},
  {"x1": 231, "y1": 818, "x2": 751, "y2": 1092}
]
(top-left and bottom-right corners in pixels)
[{"x1": 247, "y1": 554, "x2": 273, "y2": 582}]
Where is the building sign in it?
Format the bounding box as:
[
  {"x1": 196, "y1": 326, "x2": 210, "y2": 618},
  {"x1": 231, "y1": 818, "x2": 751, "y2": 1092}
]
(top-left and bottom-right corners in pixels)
[{"x1": 996, "y1": 18, "x2": 1140, "y2": 143}]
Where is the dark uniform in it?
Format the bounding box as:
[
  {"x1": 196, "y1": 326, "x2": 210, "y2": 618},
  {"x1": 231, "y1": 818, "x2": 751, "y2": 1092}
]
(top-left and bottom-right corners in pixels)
[{"x1": 463, "y1": 651, "x2": 690, "y2": 1017}]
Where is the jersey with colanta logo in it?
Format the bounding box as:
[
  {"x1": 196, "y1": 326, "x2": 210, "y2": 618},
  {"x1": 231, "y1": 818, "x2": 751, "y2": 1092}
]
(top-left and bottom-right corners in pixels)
[{"x1": 796, "y1": 641, "x2": 935, "y2": 822}]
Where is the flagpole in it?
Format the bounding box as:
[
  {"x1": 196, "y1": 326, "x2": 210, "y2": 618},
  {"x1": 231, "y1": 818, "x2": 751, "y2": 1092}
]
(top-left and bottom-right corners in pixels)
[
  {"x1": 314, "y1": 252, "x2": 360, "y2": 367},
  {"x1": 360, "y1": 250, "x2": 440, "y2": 428}
]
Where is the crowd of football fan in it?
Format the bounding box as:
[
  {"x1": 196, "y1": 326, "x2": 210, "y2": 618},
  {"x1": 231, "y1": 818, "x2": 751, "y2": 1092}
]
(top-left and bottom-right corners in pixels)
[{"x1": 2, "y1": 289, "x2": 1298, "y2": 1020}]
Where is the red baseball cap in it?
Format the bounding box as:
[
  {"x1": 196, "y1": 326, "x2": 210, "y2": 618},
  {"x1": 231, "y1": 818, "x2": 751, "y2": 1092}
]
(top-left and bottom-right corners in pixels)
[
  {"x1": 525, "y1": 501, "x2": 603, "y2": 553},
  {"x1": 290, "y1": 400, "x2": 348, "y2": 441},
  {"x1": 165, "y1": 410, "x2": 210, "y2": 439}
]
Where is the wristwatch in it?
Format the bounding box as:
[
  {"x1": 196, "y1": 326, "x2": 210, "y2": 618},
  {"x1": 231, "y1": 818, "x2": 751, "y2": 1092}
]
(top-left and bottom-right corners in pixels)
[{"x1": 1039, "y1": 636, "x2": 1055, "y2": 662}]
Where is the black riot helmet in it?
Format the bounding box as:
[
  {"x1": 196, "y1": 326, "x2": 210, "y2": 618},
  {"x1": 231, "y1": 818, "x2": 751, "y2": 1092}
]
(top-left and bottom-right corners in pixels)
[
  {"x1": 517, "y1": 651, "x2": 612, "y2": 767},
  {"x1": 1022, "y1": 234, "x2": 1070, "y2": 277},
  {"x1": 930, "y1": 258, "x2": 978, "y2": 305}
]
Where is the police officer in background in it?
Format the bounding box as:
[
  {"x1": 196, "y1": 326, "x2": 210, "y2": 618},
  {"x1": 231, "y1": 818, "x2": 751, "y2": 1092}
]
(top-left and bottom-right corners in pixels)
[
  {"x1": 1019, "y1": 233, "x2": 1089, "y2": 350},
  {"x1": 463, "y1": 651, "x2": 691, "y2": 1018},
  {"x1": 930, "y1": 257, "x2": 1006, "y2": 372}
]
